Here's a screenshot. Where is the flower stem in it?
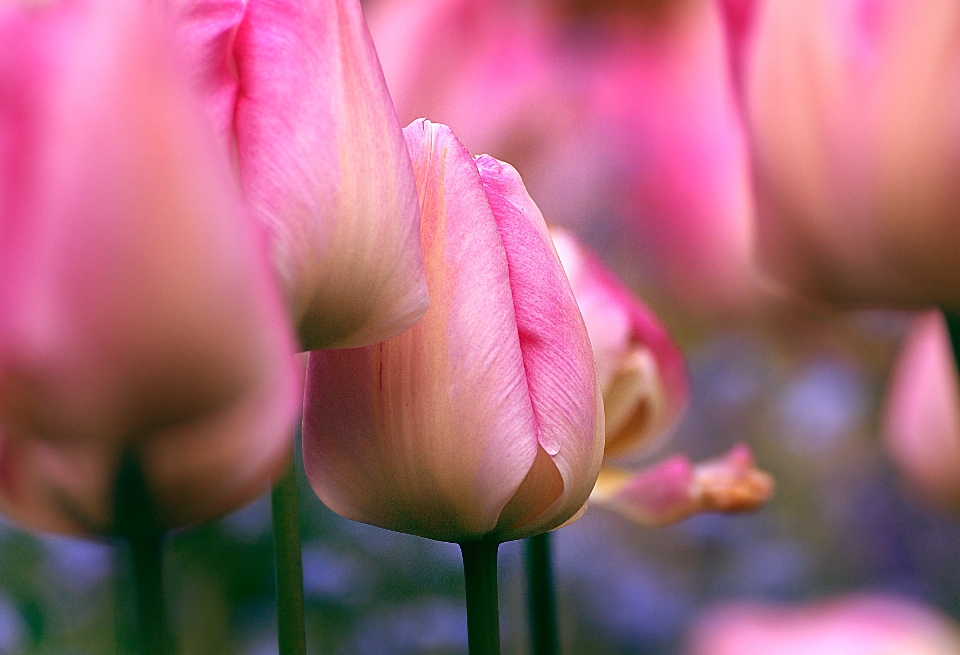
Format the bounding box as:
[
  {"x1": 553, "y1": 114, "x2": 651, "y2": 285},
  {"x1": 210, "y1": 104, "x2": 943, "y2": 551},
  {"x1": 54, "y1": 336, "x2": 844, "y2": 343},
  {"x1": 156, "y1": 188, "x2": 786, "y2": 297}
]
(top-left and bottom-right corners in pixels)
[
  {"x1": 945, "y1": 310, "x2": 960, "y2": 374},
  {"x1": 525, "y1": 532, "x2": 560, "y2": 655},
  {"x1": 271, "y1": 459, "x2": 307, "y2": 655},
  {"x1": 113, "y1": 455, "x2": 170, "y2": 655},
  {"x1": 460, "y1": 539, "x2": 501, "y2": 655}
]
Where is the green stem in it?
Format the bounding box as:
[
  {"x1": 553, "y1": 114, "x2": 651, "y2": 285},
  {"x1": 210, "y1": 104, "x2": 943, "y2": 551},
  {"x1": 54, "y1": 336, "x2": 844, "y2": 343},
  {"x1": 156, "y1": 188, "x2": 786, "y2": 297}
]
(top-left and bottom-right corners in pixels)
[
  {"x1": 460, "y1": 539, "x2": 501, "y2": 655},
  {"x1": 944, "y1": 310, "x2": 960, "y2": 374},
  {"x1": 525, "y1": 532, "x2": 560, "y2": 655},
  {"x1": 271, "y1": 460, "x2": 307, "y2": 655},
  {"x1": 113, "y1": 455, "x2": 170, "y2": 655}
]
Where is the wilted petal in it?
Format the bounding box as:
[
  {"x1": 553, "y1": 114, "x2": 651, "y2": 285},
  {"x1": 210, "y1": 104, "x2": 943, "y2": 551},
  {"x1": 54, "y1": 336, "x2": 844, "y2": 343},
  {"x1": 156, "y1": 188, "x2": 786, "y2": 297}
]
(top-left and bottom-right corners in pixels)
[
  {"x1": 0, "y1": 0, "x2": 300, "y2": 534},
  {"x1": 170, "y1": 0, "x2": 429, "y2": 349},
  {"x1": 591, "y1": 444, "x2": 774, "y2": 526}
]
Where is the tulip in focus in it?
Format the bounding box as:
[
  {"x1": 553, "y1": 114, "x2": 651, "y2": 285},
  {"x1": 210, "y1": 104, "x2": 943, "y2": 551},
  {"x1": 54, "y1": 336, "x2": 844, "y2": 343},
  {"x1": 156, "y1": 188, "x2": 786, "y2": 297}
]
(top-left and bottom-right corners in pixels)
[
  {"x1": 367, "y1": 0, "x2": 758, "y2": 313},
  {"x1": 733, "y1": 0, "x2": 960, "y2": 310},
  {"x1": 169, "y1": 0, "x2": 428, "y2": 350},
  {"x1": 0, "y1": 0, "x2": 301, "y2": 535},
  {"x1": 303, "y1": 120, "x2": 604, "y2": 543},
  {"x1": 551, "y1": 229, "x2": 773, "y2": 525},
  {"x1": 882, "y1": 311, "x2": 960, "y2": 511},
  {"x1": 687, "y1": 594, "x2": 960, "y2": 655}
]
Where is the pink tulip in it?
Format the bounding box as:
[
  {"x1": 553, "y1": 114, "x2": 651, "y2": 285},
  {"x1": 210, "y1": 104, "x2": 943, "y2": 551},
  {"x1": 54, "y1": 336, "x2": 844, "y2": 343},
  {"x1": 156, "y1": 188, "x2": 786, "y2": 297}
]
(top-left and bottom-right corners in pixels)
[
  {"x1": 734, "y1": 0, "x2": 960, "y2": 309},
  {"x1": 168, "y1": 0, "x2": 429, "y2": 349},
  {"x1": 550, "y1": 227, "x2": 688, "y2": 457},
  {"x1": 366, "y1": 0, "x2": 757, "y2": 313},
  {"x1": 0, "y1": 0, "x2": 301, "y2": 535},
  {"x1": 688, "y1": 594, "x2": 960, "y2": 655},
  {"x1": 302, "y1": 120, "x2": 603, "y2": 543},
  {"x1": 881, "y1": 311, "x2": 960, "y2": 510},
  {"x1": 550, "y1": 228, "x2": 771, "y2": 525}
]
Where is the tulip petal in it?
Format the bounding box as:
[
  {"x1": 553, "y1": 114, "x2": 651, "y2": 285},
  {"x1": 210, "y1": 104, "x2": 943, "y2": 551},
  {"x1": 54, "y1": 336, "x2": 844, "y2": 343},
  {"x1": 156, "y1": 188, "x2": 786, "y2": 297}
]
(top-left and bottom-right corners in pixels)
[
  {"x1": 169, "y1": 0, "x2": 429, "y2": 349},
  {"x1": 475, "y1": 155, "x2": 604, "y2": 540},
  {"x1": 304, "y1": 121, "x2": 540, "y2": 541},
  {"x1": 0, "y1": 0, "x2": 301, "y2": 534}
]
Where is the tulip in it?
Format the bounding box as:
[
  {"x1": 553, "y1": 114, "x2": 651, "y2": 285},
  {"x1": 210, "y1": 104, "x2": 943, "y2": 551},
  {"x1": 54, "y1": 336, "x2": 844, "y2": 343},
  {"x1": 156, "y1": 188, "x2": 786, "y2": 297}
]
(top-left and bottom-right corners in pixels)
[
  {"x1": 549, "y1": 228, "x2": 772, "y2": 525},
  {"x1": 881, "y1": 311, "x2": 960, "y2": 511},
  {"x1": 550, "y1": 227, "x2": 688, "y2": 457},
  {"x1": 303, "y1": 119, "x2": 604, "y2": 544},
  {"x1": 734, "y1": 0, "x2": 960, "y2": 310},
  {"x1": 168, "y1": 0, "x2": 429, "y2": 350},
  {"x1": 0, "y1": 0, "x2": 301, "y2": 536},
  {"x1": 688, "y1": 595, "x2": 960, "y2": 655},
  {"x1": 367, "y1": 0, "x2": 757, "y2": 313}
]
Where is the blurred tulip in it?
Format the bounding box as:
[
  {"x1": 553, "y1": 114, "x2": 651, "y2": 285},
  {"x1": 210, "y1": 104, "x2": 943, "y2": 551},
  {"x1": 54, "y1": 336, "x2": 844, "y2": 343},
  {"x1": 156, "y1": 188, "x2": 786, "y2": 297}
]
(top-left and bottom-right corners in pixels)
[
  {"x1": 735, "y1": 0, "x2": 960, "y2": 310},
  {"x1": 367, "y1": 0, "x2": 757, "y2": 313},
  {"x1": 0, "y1": 0, "x2": 301, "y2": 535},
  {"x1": 881, "y1": 311, "x2": 960, "y2": 510},
  {"x1": 303, "y1": 120, "x2": 603, "y2": 543},
  {"x1": 169, "y1": 0, "x2": 428, "y2": 350},
  {"x1": 550, "y1": 228, "x2": 772, "y2": 525},
  {"x1": 687, "y1": 594, "x2": 960, "y2": 655},
  {"x1": 551, "y1": 227, "x2": 687, "y2": 457}
]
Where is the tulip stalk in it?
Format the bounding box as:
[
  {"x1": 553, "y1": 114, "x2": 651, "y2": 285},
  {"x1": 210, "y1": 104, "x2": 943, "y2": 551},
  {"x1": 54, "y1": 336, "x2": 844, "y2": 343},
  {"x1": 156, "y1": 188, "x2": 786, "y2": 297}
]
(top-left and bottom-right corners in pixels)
[
  {"x1": 113, "y1": 456, "x2": 171, "y2": 655},
  {"x1": 460, "y1": 539, "x2": 502, "y2": 655},
  {"x1": 271, "y1": 460, "x2": 307, "y2": 655},
  {"x1": 525, "y1": 532, "x2": 560, "y2": 655},
  {"x1": 945, "y1": 310, "x2": 960, "y2": 373}
]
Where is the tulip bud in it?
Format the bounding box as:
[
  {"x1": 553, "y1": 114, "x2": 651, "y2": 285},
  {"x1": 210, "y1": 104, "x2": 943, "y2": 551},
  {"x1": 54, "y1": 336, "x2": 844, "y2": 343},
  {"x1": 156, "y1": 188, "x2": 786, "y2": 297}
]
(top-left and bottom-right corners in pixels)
[
  {"x1": 550, "y1": 227, "x2": 688, "y2": 458},
  {"x1": 169, "y1": 0, "x2": 429, "y2": 350},
  {"x1": 0, "y1": 0, "x2": 301, "y2": 535},
  {"x1": 303, "y1": 120, "x2": 604, "y2": 543}
]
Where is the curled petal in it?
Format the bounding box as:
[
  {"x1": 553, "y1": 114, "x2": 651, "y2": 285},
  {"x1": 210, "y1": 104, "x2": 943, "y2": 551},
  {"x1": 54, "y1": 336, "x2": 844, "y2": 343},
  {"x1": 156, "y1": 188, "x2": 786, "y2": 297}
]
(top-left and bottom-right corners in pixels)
[{"x1": 591, "y1": 444, "x2": 774, "y2": 526}]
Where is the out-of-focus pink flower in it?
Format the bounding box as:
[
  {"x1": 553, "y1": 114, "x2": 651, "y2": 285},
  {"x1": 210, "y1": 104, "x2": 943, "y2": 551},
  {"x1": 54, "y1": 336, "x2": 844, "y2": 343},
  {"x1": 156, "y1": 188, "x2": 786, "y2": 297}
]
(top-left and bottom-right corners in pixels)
[
  {"x1": 733, "y1": 0, "x2": 960, "y2": 310},
  {"x1": 550, "y1": 228, "x2": 771, "y2": 526},
  {"x1": 302, "y1": 120, "x2": 603, "y2": 543},
  {"x1": 168, "y1": 0, "x2": 428, "y2": 350},
  {"x1": 687, "y1": 594, "x2": 960, "y2": 655},
  {"x1": 881, "y1": 311, "x2": 960, "y2": 511},
  {"x1": 367, "y1": 0, "x2": 757, "y2": 313},
  {"x1": 0, "y1": 0, "x2": 301, "y2": 535},
  {"x1": 551, "y1": 227, "x2": 688, "y2": 456}
]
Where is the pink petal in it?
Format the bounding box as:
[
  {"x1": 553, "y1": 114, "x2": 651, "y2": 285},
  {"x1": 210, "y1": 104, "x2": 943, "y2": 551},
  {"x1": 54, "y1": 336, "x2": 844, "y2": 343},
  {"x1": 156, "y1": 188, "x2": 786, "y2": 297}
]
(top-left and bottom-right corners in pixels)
[
  {"x1": 881, "y1": 311, "x2": 960, "y2": 510},
  {"x1": 475, "y1": 154, "x2": 604, "y2": 540},
  {"x1": 591, "y1": 444, "x2": 774, "y2": 526},
  {"x1": 171, "y1": 0, "x2": 429, "y2": 349}
]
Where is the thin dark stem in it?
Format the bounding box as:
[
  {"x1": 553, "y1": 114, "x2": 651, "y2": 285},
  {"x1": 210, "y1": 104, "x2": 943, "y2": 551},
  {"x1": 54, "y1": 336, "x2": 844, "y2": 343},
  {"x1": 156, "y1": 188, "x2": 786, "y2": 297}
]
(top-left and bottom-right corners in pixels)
[
  {"x1": 113, "y1": 454, "x2": 170, "y2": 655},
  {"x1": 460, "y1": 539, "x2": 501, "y2": 655},
  {"x1": 944, "y1": 310, "x2": 960, "y2": 375},
  {"x1": 271, "y1": 460, "x2": 307, "y2": 655},
  {"x1": 526, "y1": 532, "x2": 560, "y2": 655}
]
